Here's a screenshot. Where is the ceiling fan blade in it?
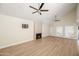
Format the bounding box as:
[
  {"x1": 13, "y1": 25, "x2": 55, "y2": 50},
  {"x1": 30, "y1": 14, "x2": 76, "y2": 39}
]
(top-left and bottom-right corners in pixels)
[
  {"x1": 32, "y1": 11, "x2": 38, "y2": 14},
  {"x1": 39, "y1": 3, "x2": 44, "y2": 10},
  {"x1": 29, "y1": 6, "x2": 38, "y2": 10},
  {"x1": 40, "y1": 10, "x2": 48, "y2": 11}
]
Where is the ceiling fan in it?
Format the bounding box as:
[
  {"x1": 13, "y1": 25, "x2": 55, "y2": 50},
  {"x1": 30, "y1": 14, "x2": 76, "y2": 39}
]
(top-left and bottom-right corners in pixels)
[
  {"x1": 29, "y1": 3, "x2": 48, "y2": 15},
  {"x1": 54, "y1": 15, "x2": 60, "y2": 22}
]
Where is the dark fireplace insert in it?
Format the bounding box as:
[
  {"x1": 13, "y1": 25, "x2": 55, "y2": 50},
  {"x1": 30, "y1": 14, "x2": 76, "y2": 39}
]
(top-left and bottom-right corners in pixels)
[{"x1": 36, "y1": 33, "x2": 42, "y2": 39}]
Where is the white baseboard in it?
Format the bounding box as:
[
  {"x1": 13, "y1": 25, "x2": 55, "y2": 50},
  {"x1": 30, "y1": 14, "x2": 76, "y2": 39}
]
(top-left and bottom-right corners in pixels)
[{"x1": 0, "y1": 39, "x2": 33, "y2": 49}]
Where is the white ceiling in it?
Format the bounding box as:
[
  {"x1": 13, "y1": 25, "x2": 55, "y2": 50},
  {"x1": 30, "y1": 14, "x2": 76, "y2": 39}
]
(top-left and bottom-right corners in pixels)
[{"x1": 0, "y1": 3, "x2": 77, "y2": 23}]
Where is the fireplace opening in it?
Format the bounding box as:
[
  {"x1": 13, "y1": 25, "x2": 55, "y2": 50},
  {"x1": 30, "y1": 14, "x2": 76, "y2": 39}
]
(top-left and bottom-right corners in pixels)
[{"x1": 36, "y1": 33, "x2": 42, "y2": 39}]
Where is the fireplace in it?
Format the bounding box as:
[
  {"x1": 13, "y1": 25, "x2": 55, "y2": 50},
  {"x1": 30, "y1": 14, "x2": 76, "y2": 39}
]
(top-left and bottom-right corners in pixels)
[{"x1": 36, "y1": 33, "x2": 42, "y2": 39}]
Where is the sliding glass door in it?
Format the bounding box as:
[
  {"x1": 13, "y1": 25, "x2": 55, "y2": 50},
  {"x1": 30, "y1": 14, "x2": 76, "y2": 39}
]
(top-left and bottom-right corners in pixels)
[
  {"x1": 56, "y1": 26, "x2": 63, "y2": 36},
  {"x1": 56, "y1": 26, "x2": 74, "y2": 38},
  {"x1": 65, "y1": 26, "x2": 74, "y2": 38}
]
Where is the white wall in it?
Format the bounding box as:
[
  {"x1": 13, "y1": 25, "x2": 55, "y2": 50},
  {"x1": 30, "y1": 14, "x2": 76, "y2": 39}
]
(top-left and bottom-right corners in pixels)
[
  {"x1": 42, "y1": 23, "x2": 50, "y2": 37},
  {"x1": 77, "y1": 4, "x2": 79, "y2": 23},
  {"x1": 50, "y1": 8, "x2": 77, "y2": 39},
  {"x1": 35, "y1": 21, "x2": 42, "y2": 33},
  {"x1": 77, "y1": 4, "x2": 79, "y2": 45},
  {"x1": 0, "y1": 14, "x2": 34, "y2": 49}
]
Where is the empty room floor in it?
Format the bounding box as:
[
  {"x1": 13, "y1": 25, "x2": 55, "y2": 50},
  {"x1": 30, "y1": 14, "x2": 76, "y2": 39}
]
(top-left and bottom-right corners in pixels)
[{"x1": 0, "y1": 36, "x2": 78, "y2": 56}]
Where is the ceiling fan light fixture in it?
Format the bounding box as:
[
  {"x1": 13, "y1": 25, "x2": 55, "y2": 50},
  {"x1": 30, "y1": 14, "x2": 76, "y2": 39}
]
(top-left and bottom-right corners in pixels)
[
  {"x1": 54, "y1": 15, "x2": 60, "y2": 22},
  {"x1": 29, "y1": 3, "x2": 48, "y2": 15}
]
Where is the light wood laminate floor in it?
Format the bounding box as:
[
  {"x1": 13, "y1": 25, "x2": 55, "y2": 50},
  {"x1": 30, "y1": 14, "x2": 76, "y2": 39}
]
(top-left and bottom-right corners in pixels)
[{"x1": 0, "y1": 36, "x2": 78, "y2": 56}]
